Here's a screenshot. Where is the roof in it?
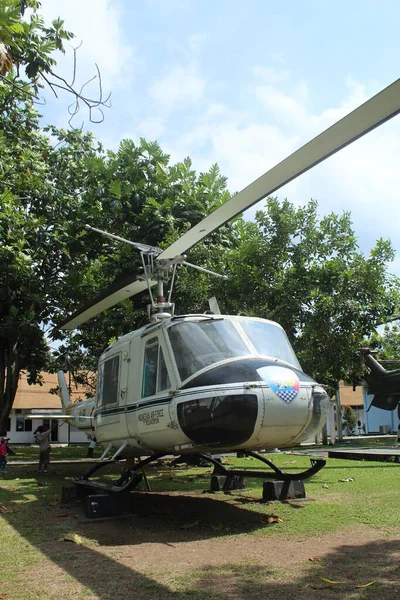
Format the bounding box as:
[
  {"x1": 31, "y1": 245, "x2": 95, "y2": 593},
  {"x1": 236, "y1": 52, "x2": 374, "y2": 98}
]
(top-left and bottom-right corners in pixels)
[
  {"x1": 337, "y1": 383, "x2": 364, "y2": 407},
  {"x1": 13, "y1": 372, "x2": 89, "y2": 410}
]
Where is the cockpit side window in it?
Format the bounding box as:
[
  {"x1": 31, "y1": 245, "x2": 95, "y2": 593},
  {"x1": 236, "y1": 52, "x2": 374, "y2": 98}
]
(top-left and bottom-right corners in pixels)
[
  {"x1": 158, "y1": 347, "x2": 171, "y2": 392},
  {"x1": 142, "y1": 337, "x2": 171, "y2": 398},
  {"x1": 240, "y1": 320, "x2": 301, "y2": 369}
]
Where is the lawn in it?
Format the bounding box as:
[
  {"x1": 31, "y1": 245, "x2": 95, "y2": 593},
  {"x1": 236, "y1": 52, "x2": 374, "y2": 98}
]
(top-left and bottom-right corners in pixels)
[
  {"x1": 1, "y1": 449, "x2": 400, "y2": 599},
  {"x1": 8, "y1": 444, "x2": 104, "y2": 461}
]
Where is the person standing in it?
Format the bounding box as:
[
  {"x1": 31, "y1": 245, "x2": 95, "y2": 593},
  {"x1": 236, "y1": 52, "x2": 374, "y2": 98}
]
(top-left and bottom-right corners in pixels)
[
  {"x1": 0, "y1": 437, "x2": 8, "y2": 473},
  {"x1": 36, "y1": 425, "x2": 54, "y2": 473}
]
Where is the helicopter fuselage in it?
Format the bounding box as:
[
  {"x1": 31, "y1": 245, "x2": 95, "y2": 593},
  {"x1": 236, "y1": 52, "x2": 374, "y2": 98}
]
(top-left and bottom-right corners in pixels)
[{"x1": 65, "y1": 315, "x2": 330, "y2": 457}]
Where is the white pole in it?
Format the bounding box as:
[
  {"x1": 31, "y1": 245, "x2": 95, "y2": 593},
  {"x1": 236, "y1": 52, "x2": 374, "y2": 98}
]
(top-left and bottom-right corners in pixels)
[{"x1": 336, "y1": 386, "x2": 343, "y2": 442}]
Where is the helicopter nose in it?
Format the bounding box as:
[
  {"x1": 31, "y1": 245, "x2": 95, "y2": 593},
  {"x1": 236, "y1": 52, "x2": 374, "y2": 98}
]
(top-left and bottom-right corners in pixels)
[
  {"x1": 177, "y1": 394, "x2": 258, "y2": 446},
  {"x1": 311, "y1": 385, "x2": 331, "y2": 425},
  {"x1": 295, "y1": 384, "x2": 331, "y2": 443}
]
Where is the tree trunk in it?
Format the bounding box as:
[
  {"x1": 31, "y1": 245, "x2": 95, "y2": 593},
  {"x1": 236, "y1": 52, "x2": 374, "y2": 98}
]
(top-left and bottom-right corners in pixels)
[{"x1": 0, "y1": 341, "x2": 20, "y2": 436}]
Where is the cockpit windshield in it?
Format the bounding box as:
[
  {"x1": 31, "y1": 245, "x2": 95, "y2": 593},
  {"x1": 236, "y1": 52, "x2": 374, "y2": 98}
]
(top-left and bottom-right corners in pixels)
[
  {"x1": 239, "y1": 319, "x2": 301, "y2": 369},
  {"x1": 168, "y1": 319, "x2": 250, "y2": 381}
]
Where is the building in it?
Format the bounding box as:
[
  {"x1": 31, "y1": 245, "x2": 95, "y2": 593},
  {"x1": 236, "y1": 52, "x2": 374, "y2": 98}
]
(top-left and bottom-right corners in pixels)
[
  {"x1": 322, "y1": 383, "x2": 364, "y2": 443},
  {"x1": 6, "y1": 371, "x2": 91, "y2": 444},
  {"x1": 362, "y1": 385, "x2": 398, "y2": 434},
  {"x1": 338, "y1": 383, "x2": 365, "y2": 433},
  {"x1": 336, "y1": 382, "x2": 398, "y2": 435}
]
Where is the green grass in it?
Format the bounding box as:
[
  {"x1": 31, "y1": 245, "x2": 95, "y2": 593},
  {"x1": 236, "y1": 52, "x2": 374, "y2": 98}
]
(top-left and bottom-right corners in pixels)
[
  {"x1": 8, "y1": 435, "x2": 398, "y2": 462},
  {"x1": 290, "y1": 437, "x2": 399, "y2": 450},
  {"x1": 1, "y1": 450, "x2": 400, "y2": 599},
  {"x1": 142, "y1": 453, "x2": 400, "y2": 536},
  {"x1": 5, "y1": 448, "x2": 400, "y2": 536},
  {"x1": 8, "y1": 444, "x2": 103, "y2": 460}
]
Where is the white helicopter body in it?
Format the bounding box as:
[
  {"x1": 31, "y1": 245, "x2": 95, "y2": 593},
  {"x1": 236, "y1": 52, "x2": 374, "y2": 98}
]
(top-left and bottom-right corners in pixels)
[{"x1": 59, "y1": 314, "x2": 329, "y2": 457}]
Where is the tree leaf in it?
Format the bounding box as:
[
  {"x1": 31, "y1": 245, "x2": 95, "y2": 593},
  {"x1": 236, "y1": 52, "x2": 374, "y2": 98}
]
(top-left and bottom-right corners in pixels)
[
  {"x1": 261, "y1": 514, "x2": 283, "y2": 525},
  {"x1": 62, "y1": 533, "x2": 84, "y2": 545}
]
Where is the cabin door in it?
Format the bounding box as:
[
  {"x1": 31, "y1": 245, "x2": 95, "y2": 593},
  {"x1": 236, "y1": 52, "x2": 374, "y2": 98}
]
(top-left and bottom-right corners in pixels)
[
  {"x1": 131, "y1": 335, "x2": 173, "y2": 445},
  {"x1": 95, "y1": 342, "x2": 130, "y2": 440}
]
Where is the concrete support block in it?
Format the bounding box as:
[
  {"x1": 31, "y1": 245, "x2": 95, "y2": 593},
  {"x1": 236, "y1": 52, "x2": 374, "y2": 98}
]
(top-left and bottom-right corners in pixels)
[
  {"x1": 262, "y1": 480, "x2": 305, "y2": 502},
  {"x1": 210, "y1": 475, "x2": 246, "y2": 491}
]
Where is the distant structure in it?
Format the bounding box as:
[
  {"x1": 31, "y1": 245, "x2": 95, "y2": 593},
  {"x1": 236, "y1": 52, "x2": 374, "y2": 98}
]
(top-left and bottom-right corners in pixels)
[{"x1": 7, "y1": 372, "x2": 89, "y2": 444}]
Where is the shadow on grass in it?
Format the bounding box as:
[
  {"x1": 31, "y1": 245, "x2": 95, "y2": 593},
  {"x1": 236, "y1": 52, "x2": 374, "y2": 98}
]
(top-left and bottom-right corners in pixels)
[
  {"x1": 1, "y1": 464, "x2": 273, "y2": 544},
  {"x1": 0, "y1": 467, "x2": 272, "y2": 599},
  {"x1": 178, "y1": 541, "x2": 400, "y2": 600},
  {"x1": 1, "y1": 463, "x2": 400, "y2": 599}
]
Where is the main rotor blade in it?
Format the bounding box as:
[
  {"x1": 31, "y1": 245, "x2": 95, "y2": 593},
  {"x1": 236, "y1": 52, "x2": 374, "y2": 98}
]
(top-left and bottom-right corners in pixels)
[
  {"x1": 59, "y1": 277, "x2": 154, "y2": 330},
  {"x1": 85, "y1": 225, "x2": 163, "y2": 255},
  {"x1": 157, "y1": 78, "x2": 400, "y2": 261}
]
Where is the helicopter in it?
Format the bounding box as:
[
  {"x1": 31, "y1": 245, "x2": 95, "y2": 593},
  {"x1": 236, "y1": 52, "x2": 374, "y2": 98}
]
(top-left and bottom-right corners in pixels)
[
  {"x1": 53, "y1": 78, "x2": 400, "y2": 502},
  {"x1": 356, "y1": 348, "x2": 400, "y2": 412}
]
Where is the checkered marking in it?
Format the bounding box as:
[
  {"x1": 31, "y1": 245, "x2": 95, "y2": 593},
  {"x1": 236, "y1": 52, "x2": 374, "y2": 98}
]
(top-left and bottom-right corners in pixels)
[{"x1": 275, "y1": 389, "x2": 298, "y2": 404}]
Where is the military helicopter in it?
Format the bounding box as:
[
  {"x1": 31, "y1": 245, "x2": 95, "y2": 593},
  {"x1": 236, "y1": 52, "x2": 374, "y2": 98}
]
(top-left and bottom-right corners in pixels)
[
  {"x1": 356, "y1": 348, "x2": 400, "y2": 412},
  {"x1": 55, "y1": 78, "x2": 400, "y2": 501}
]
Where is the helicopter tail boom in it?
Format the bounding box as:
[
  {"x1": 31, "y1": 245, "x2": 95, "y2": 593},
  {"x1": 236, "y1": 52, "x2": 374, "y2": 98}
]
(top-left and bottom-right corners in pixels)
[{"x1": 57, "y1": 370, "x2": 73, "y2": 413}]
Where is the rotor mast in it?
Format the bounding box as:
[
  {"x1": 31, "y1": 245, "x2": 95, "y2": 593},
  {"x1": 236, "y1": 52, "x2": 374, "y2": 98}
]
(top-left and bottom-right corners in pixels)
[{"x1": 85, "y1": 225, "x2": 226, "y2": 323}]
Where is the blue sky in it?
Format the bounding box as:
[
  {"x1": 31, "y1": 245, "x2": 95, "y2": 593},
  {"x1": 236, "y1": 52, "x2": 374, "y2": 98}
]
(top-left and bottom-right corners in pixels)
[{"x1": 39, "y1": 0, "x2": 400, "y2": 272}]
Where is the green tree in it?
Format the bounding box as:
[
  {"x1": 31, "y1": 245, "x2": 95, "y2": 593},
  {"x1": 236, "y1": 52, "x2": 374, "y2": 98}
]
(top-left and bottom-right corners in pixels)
[
  {"x1": 0, "y1": 81, "x2": 107, "y2": 433},
  {"x1": 367, "y1": 324, "x2": 400, "y2": 363},
  {"x1": 55, "y1": 194, "x2": 400, "y2": 400},
  {"x1": 343, "y1": 406, "x2": 358, "y2": 435},
  {"x1": 50, "y1": 140, "x2": 234, "y2": 369},
  {"x1": 215, "y1": 198, "x2": 400, "y2": 391}
]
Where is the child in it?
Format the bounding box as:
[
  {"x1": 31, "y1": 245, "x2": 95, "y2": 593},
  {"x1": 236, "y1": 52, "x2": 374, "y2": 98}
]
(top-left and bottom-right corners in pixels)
[{"x1": 0, "y1": 437, "x2": 8, "y2": 473}]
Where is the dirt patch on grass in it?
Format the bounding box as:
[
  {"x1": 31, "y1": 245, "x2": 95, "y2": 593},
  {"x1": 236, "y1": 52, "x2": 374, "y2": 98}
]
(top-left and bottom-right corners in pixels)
[
  {"x1": 3, "y1": 488, "x2": 400, "y2": 599},
  {"x1": 29, "y1": 527, "x2": 400, "y2": 600}
]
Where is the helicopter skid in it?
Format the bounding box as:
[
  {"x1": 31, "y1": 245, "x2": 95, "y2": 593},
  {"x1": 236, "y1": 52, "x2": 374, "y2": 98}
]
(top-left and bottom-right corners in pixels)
[
  {"x1": 204, "y1": 450, "x2": 326, "y2": 483},
  {"x1": 64, "y1": 450, "x2": 326, "y2": 518},
  {"x1": 71, "y1": 453, "x2": 164, "y2": 496}
]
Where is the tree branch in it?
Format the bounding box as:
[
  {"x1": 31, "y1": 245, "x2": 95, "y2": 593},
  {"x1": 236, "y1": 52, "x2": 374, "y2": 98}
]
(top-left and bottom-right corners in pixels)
[{"x1": 0, "y1": 74, "x2": 39, "y2": 99}]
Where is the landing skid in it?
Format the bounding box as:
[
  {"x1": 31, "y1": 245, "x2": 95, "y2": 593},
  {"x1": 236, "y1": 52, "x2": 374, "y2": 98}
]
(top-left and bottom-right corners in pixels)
[
  {"x1": 69, "y1": 453, "x2": 164, "y2": 496},
  {"x1": 205, "y1": 451, "x2": 326, "y2": 498},
  {"x1": 206, "y1": 450, "x2": 325, "y2": 482},
  {"x1": 62, "y1": 451, "x2": 325, "y2": 518}
]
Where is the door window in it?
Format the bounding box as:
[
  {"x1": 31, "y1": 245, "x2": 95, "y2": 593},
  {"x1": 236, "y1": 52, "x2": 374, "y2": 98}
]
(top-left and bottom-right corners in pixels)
[
  {"x1": 158, "y1": 348, "x2": 170, "y2": 392},
  {"x1": 42, "y1": 419, "x2": 58, "y2": 441},
  {"x1": 142, "y1": 338, "x2": 171, "y2": 398}
]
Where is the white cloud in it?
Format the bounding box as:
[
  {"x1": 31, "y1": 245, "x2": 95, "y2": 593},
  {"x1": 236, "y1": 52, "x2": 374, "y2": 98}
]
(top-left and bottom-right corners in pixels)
[
  {"x1": 149, "y1": 63, "x2": 205, "y2": 110},
  {"x1": 253, "y1": 66, "x2": 290, "y2": 84},
  {"x1": 188, "y1": 32, "x2": 208, "y2": 55},
  {"x1": 137, "y1": 116, "x2": 166, "y2": 139},
  {"x1": 255, "y1": 84, "x2": 308, "y2": 128},
  {"x1": 160, "y1": 71, "x2": 400, "y2": 272}
]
